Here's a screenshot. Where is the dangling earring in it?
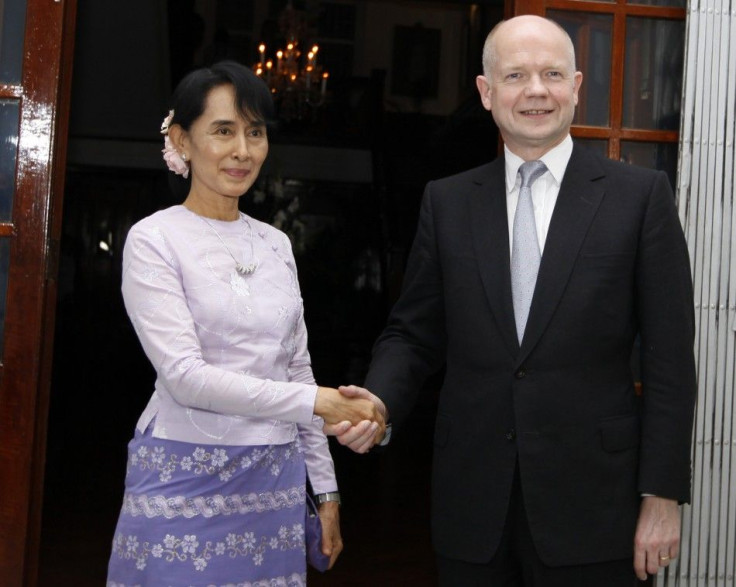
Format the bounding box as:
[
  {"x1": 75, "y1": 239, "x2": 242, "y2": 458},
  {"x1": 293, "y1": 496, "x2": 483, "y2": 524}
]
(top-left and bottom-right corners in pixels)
[{"x1": 181, "y1": 153, "x2": 187, "y2": 161}]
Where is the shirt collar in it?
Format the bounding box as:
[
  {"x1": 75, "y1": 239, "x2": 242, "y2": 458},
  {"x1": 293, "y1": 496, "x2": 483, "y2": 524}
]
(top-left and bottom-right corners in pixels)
[{"x1": 504, "y1": 135, "x2": 573, "y2": 192}]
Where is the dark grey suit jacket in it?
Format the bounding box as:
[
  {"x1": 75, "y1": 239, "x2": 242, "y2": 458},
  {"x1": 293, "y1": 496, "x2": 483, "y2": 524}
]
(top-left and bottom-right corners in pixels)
[{"x1": 364, "y1": 143, "x2": 696, "y2": 566}]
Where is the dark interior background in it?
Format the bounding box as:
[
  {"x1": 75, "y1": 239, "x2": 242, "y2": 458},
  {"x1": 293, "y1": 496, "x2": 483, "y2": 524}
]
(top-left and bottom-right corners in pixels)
[{"x1": 39, "y1": 1, "x2": 503, "y2": 584}]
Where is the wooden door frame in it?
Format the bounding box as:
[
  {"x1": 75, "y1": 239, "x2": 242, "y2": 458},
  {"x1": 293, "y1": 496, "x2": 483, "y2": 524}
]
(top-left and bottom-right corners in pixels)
[{"x1": 0, "y1": 0, "x2": 77, "y2": 585}]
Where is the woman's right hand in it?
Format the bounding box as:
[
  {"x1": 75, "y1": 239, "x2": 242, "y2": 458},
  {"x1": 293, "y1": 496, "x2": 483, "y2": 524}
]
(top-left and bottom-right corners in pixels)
[{"x1": 314, "y1": 386, "x2": 386, "y2": 433}]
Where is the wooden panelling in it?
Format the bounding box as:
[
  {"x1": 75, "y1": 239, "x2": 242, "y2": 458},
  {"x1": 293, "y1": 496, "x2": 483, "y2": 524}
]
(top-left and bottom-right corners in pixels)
[{"x1": 0, "y1": 0, "x2": 77, "y2": 585}]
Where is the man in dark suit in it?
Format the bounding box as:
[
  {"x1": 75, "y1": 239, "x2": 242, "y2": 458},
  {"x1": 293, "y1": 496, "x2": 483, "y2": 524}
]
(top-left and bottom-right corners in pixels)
[{"x1": 331, "y1": 14, "x2": 696, "y2": 586}]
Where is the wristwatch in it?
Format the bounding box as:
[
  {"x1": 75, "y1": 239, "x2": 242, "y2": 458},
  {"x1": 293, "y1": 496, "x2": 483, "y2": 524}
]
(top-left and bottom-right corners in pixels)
[
  {"x1": 378, "y1": 422, "x2": 392, "y2": 446},
  {"x1": 314, "y1": 491, "x2": 341, "y2": 506}
]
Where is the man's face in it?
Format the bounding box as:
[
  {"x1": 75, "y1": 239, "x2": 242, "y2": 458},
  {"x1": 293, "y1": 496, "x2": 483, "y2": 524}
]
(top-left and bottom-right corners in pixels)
[{"x1": 476, "y1": 17, "x2": 583, "y2": 159}]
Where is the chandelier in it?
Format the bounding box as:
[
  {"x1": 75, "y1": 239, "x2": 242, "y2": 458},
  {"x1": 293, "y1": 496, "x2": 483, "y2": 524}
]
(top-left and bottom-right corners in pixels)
[{"x1": 253, "y1": 2, "x2": 329, "y2": 121}]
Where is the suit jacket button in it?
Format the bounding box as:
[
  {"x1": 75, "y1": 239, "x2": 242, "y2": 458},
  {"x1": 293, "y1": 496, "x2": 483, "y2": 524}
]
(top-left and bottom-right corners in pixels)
[
  {"x1": 505, "y1": 429, "x2": 516, "y2": 441},
  {"x1": 515, "y1": 368, "x2": 526, "y2": 379}
]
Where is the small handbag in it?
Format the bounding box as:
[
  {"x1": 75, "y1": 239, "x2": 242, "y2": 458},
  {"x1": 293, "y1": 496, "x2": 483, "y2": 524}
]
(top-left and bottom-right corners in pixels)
[{"x1": 305, "y1": 493, "x2": 331, "y2": 572}]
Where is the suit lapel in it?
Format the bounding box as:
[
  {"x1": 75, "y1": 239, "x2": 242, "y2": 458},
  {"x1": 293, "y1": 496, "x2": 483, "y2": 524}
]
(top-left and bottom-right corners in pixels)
[
  {"x1": 468, "y1": 157, "x2": 520, "y2": 357},
  {"x1": 517, "y1": 145, "x2": 606, "y2": 363}
]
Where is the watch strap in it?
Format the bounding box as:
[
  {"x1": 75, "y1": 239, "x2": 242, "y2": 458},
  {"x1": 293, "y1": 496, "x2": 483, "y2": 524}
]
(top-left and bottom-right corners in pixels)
[{"x1": 313, "y1": 491, "x2": 341, "y2": 506}]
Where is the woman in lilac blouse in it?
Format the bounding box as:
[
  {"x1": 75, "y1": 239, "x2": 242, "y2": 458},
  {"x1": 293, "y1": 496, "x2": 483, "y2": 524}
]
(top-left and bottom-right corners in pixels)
[{"x1": 106, "y1": 61, "x2": 382, "y2": 587}]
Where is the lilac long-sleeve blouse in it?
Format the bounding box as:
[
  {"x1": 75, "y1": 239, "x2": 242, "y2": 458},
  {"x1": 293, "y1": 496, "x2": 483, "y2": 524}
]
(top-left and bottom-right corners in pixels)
[{"x1": 121, "y1": 205, "x2": 336, "y2": 492}]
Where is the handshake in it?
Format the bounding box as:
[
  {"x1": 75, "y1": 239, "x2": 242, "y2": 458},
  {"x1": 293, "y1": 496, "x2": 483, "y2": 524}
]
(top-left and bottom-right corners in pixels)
[{"x1": 314, "y1": 385, "x2": 388, "y2": 453}]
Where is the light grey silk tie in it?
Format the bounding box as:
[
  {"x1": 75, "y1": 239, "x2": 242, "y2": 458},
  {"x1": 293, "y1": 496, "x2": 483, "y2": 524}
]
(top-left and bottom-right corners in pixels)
[{"x1": 511, "y1": 160, "x2": 547, "y2": 343}]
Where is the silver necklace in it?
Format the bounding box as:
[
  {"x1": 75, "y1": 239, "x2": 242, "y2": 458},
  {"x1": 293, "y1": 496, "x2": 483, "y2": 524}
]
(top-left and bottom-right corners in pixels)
[{"x1": 199, "y1": 213, "x2": 258, "y2": 276}]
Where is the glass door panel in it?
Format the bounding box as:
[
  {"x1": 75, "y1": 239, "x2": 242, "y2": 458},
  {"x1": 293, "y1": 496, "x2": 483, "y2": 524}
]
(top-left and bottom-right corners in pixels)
[
  {"x1": 0, "y1": 98, "x2": 19, "y2": 357},
  {"x1": 0, "y1": 0, "x2": 27, "y2": 82},
  {"x1": 575, "y1": 138, "x2": 608, "y2": 156},
  {"x1": 621, "y1": 140, "x2": 678, "y2": 187},
  {"x1": 0, "y1": 99, "x2": 19, "y2": 218},
  {"x1": 623, "y1": 17, "x2": 684, "y2": 130},
  {"x1": 549, "y1": 10, "x2": 613, "y2": 127},
  {"x1": 0, "y1": 238, "x2": 8, "y2": 357},
  {"x1": 628, "y1": 0, "x2": 686, "y2": 7}
]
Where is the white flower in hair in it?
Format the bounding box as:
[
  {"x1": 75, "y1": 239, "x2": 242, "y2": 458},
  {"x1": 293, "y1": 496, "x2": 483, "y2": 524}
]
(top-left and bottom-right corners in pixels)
[
  {"x1": 160, "y1": 109, "x2": 175, "y2": 135},
  {"x1": 160, "y1": 109, "x2": 189, "y2": 178}
]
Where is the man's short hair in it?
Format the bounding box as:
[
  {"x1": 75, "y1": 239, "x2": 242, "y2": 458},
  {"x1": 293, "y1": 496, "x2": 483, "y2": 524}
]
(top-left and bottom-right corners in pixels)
[{"x1": 481, "y1": 17, "x2": 577, "y2": 77}]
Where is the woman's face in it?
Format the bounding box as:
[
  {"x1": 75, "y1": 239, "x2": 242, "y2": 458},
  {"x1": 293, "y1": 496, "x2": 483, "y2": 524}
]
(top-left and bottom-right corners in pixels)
[{"x1": 180, "y1": 84, "x2": 268, "y2": 203}]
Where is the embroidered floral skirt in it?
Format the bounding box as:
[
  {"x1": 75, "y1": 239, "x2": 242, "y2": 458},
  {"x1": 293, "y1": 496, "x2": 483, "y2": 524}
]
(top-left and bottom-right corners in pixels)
[{"x1": 106, "y1": 423, "x2": 308, "y2": 587}]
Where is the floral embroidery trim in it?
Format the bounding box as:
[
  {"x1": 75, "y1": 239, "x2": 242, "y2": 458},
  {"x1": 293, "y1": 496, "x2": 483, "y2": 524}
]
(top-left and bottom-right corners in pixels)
[
  {"x1": 128, "y1": 442, "x2": 302, "y2": 484},
  {"x1": 121, "y1": 486, "x2": 305, "y2": 519},
  {"x1": 111, "y1": 525, "x2": 306, "y2": 573},
  {"x1": 230, "y1": 270, "x2": 252, "y2": 297},
  {"x1": 107, "y1": 572, "x2": 305, "y2": 587}
]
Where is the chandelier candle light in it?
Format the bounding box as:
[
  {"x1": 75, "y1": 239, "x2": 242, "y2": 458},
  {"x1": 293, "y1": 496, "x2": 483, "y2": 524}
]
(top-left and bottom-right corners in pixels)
[{"x1": 253, "y1": 41, "x2": 329, "y2": 120}]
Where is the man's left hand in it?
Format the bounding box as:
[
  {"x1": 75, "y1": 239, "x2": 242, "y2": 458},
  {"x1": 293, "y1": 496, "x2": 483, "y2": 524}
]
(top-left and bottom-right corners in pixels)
[{"x1": 633, "y1": 495, "x2": 681, "y2": 580}]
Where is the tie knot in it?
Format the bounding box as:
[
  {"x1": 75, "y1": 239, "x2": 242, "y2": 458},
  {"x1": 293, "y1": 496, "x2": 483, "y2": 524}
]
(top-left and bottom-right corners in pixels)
[{"x1": 519, "y1": 160, "x2": 547, "y2": 189}]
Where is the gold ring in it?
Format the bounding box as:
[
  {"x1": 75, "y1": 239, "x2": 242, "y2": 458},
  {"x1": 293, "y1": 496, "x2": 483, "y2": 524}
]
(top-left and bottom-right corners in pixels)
[{"x1": 659, "y1": 555, "x2": 670, "y2": 561}]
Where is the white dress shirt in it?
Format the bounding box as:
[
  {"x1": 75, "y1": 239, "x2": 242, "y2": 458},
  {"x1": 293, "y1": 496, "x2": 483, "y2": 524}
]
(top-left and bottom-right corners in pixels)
[{"x1": 505, "y1": 135, "x2": 574, "y2": 256}]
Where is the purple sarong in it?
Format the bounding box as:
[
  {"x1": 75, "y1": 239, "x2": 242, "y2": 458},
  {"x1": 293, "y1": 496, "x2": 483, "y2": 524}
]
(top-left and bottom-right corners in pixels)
[{"x1": 107, "y1": 423, "x2": 308, "y2": 586}]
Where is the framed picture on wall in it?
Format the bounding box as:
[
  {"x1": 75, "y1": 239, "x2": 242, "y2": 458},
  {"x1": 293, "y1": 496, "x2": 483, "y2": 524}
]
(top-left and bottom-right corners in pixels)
[{"x1": 391, "y1": 24, "x2": 441, "y2": 101}]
